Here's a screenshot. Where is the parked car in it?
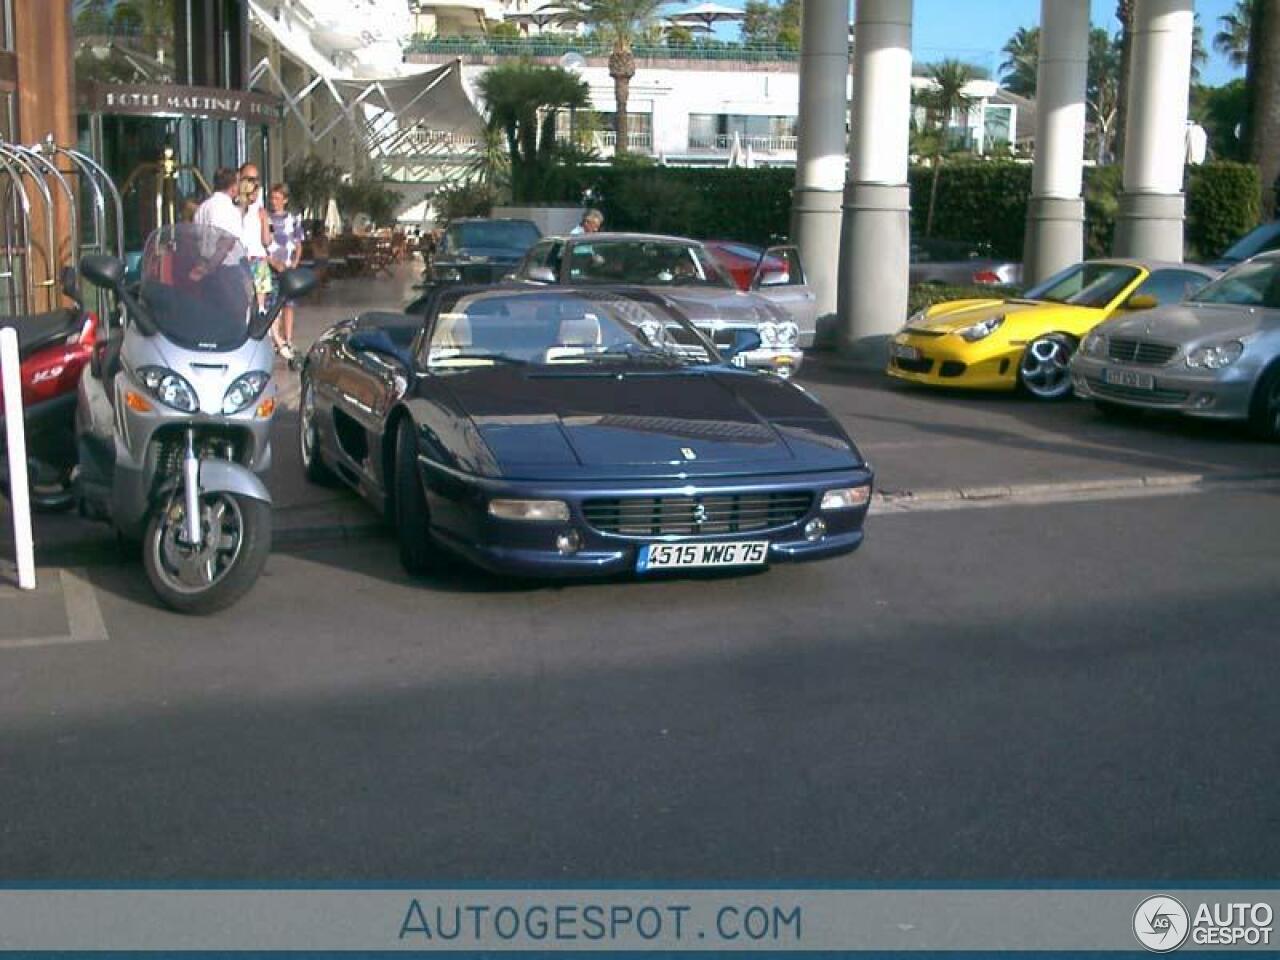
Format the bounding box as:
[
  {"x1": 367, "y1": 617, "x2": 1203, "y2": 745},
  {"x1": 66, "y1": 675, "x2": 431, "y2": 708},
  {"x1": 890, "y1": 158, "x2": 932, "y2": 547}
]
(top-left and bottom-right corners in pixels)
[
  {"x1": 1071, "y1": 251, "x2": 1280, "y2": 438},
  {"x1": 910, "y1": 238, "x2": 1023, "y2": 287},
  {"x1": 298, "y1": 286, "x2": 873, "y2": 578},
  {"x1": 1207, "y1": 220, "x2": 1280, "y2": 272},
  {"x1": 887, "y1": 259, "x2": 1219, "y2": 400},
  {"x1": 423, "y1": 218, "x2": 541, "y2": 287},
  {"x1": 512, "y1": 233, "x2": 816, "y2": 378}
]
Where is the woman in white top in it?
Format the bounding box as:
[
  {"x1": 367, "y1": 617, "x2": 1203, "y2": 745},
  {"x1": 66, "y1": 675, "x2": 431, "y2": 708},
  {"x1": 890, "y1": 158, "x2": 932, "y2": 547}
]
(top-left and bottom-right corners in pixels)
[{"x1": 237, "y1": 164, "x2": 273, "y2": 315}]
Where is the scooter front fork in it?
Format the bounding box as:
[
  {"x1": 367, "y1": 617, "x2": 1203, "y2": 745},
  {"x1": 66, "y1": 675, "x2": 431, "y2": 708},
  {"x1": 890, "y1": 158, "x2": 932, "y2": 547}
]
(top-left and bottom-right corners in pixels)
[{"x1": 182, "y1": 427, "x2": 202, "y2": 548}]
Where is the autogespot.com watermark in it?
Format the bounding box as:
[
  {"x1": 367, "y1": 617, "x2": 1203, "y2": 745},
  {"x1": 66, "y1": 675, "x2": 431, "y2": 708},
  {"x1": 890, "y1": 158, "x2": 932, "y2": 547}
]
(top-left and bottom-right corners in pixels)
[
  {"x1": 1134, "y1": 894, "x2": 1274, "y2": 952},
  {"x1": 398, "y1": 898, "x2": 802, "y2": 946}
]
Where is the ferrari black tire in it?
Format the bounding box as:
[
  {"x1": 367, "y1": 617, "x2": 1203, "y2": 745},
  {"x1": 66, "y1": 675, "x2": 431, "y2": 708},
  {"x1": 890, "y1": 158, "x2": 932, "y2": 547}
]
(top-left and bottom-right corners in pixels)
[
  {"x1": 143, "y1": 492, "x2": 272, "y2": 615},
  {"x1": 394, "y1": 417, "x2": 444, "y2": 576},
  {"x1": 299, "y1": 376, "x2": 338, "y2": 486},
  {"x1": 1247, "y1": 363, "x2": 1280, "y2": 441}
]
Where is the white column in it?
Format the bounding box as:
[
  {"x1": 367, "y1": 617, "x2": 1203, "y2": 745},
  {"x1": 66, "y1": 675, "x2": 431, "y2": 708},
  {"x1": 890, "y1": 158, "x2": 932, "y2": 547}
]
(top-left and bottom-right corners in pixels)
[
  {"x1": 836, "y1": 0, "x2": 912, "y2": 364},
  {"x1": 1023, "y1": 0, "x2": 1089, "y2": 285},
  {"x1": 790, "y1": 0, "x2": 850, "y2": 335},
  {"x1": 1114, "y1": 0, "x2": 1194, "y2": 261}
]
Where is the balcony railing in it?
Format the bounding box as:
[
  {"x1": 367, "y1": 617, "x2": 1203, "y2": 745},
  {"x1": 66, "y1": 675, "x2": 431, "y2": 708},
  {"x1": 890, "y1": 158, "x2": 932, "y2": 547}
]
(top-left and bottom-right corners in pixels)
[
  {"x1": 399, "y1": 129, "x2": 485, "y2": 151},
  {"x1": 405, "y1": 35, "x2": 800, "y2": 62},
  {"x1": 687, "y1": 133, "x2": 798, "y2": 153},
  {"x1": 598, "y1": 130, "x2": 652, "y2": 151}
]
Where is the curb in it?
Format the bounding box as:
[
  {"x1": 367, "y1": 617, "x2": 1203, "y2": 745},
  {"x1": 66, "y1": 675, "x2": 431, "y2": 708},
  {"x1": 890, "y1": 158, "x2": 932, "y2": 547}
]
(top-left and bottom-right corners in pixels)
[{"x1": 872, "y1": 469, "x2": 1280, "y2": 514}]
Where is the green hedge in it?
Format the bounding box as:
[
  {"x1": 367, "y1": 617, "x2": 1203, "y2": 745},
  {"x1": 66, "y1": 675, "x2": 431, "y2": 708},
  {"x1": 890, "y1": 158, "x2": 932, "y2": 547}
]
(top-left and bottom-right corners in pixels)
[{"x1": 579, "y1": 160, "x2": 1262, "y2": 262}]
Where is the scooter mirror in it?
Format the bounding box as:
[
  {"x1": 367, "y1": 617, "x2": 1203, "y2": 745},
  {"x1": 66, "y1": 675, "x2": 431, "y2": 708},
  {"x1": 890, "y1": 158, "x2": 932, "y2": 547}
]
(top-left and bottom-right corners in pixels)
[
  {"x1": 81, "y1": 254, "x2": 125, "y2": 290},
  {"x1": 278, "y1": 267, "x2": 318, "y2": 302}
]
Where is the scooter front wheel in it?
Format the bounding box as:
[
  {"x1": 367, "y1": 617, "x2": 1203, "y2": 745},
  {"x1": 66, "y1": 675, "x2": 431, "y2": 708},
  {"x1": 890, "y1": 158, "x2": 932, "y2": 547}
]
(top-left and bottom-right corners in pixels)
[{"x1": 143, "y1": 491, "x2": 272, "y2": 615}]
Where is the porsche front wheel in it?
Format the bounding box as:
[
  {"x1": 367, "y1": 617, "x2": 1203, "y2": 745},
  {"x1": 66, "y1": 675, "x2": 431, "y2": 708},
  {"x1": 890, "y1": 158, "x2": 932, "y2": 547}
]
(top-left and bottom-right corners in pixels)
[
  {"x1": 394, "y1": 417, "x2": 444, "y2": 576},
  {"x1": 1018, "y1": 334, "x2": 1076, "y2": 400}
]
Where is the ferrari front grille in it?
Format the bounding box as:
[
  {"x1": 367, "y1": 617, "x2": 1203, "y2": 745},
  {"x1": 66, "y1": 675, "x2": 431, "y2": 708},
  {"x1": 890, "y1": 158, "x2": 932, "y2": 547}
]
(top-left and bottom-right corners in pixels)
[{"x1": 582, "y1": 492, "x2": 813, "y2": 537}]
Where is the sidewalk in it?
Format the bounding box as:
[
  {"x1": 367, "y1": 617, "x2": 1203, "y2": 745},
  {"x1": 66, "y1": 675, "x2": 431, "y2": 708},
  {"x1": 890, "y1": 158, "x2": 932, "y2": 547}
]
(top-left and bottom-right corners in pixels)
[{"x1": 1, "y1": 262, "x2": 1277, "y2": 567}]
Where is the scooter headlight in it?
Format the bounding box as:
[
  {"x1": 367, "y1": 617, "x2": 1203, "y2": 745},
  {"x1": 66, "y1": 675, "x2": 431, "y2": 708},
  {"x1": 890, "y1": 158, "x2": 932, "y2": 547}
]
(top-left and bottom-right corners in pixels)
[
  {"x1": 222, "y1": 370, "x2": 271, "y2": 414},
  {"x1": 136, "y1": 365, "x2": 198, "y2": 413}
]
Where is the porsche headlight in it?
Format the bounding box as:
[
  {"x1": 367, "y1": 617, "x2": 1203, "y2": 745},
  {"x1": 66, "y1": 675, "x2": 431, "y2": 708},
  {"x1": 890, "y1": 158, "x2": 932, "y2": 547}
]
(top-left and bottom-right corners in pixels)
[
  {"x1": 222, "y1": 370, "x2": 271, "y2": 414},
  {"x1": 1186, "y1": 340, "x2": 1244, "y2": 369},
  {"x1": 136, "y1": 365, "x2": 198, "y2": 412},
  {"x1": 776, "y1": 321, "x2": 799, "y2": 347},
  {"x1": 757, "y1": 321, "x2": 779, "y2": 347},
  {"x1": 1081, "y1": 330, "x2": 1108, "y2": 358},
  {"x1": 957, "y1": 316, "x2": 1004, "y2": 342}
]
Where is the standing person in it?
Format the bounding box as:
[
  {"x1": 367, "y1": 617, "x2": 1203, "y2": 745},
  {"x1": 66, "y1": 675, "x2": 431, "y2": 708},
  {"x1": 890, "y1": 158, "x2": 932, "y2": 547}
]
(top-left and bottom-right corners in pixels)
[
  {"x1": 193, "y1": 167, "x2": 243, "y2": 238},
  {"x1": 570, "y1": 209, "x2": 603, "y2": 235},
  {"x1": 266, "y1": 183, "x2": 303, "y2": 363},
  {"x1": 190, "y1": 168, "x2": 252, "y2": 317},
  {"x1": 237, "y1": 162, "x2": 273, "y2": 318}
]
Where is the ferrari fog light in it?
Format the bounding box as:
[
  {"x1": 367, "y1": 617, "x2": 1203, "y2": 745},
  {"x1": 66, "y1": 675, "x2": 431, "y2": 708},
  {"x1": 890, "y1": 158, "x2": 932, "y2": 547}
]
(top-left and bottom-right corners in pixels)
[
  {"x1": 821, "y1": 486, "x2": 871, "y2": 510},
  {"x1": 488, "y1": 498, "x2": 570, "y2": 522},
  {"x1": 555, "y1": 530, "x2": 582, "y2": 555},
  {"x1": 804, "y1": 518, "x2": 827, "y2": 541}
]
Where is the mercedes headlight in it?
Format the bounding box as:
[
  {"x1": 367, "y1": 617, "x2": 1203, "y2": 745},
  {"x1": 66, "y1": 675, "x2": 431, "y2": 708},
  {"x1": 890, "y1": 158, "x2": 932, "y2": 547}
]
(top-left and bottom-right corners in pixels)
[
  {"x1": 776, "y1": 321, "x2": 799, "y2": 347},
  {"x1": 957, "y1": 316, "x2": 1004, "y2": 342},
  {"x1": 136, "y1": 365, "x2": 198, "y2": 412},
  {"x1": 1186, "y1": 340, "x2": 1244, "y2": 369},
  {"x1": 1081, "y1": 330, "x2": 1108, "y2": 358},
  {"x1": 757, "y1": 321, "x2": 779, "y2": 347},
  {"x1": 222, "y1": 370, "x2": 271, "y2": 414}
]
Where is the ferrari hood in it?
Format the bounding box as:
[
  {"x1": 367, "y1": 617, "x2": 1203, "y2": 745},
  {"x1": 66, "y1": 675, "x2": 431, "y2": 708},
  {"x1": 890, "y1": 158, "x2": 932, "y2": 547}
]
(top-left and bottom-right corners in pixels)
[
  {"x1": 912, "y1": 298, "x2": 1095, "y2": 333},
  {"x1": 436, "y1": 366, "x2": 858, "y2": 480}
]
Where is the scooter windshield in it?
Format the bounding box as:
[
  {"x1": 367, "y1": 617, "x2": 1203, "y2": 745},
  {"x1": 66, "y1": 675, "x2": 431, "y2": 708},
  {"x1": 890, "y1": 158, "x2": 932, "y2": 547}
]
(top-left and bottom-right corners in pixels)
[{"x1": 140, "y1": 223, "x2": 254, "y2": 352}]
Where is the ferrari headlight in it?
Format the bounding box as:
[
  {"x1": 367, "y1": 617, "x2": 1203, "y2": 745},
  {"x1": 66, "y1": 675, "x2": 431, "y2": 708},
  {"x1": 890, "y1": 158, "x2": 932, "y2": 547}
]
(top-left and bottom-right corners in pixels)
[
  {"x1": 776, "y1": 321, "x2": 799, "y2": 347},
  {"x1": 136, "y1": 365, "x2": 198, "y2": 412},
  {"x1": 820, "y1": 486, "x2": 872, "y2": 510},
  {"x1": 1081, "y1": 330, "x2": 1108, "y2": 358},
  {"x1": 488, "y1": 498, "x2": 571, "y2": 522},
  {"x1": 222, "y1": 370, "x2": 271, "y2": 414},
  {"x1": 1186, "y1": 340, "x2": 1244, "y2": 369},
  {"x1": 957, "y1": 316, "x2": 1004, "y2": 342},
  {"x1": 757, "y1": 321, "x2": 779, "y2": 347}
]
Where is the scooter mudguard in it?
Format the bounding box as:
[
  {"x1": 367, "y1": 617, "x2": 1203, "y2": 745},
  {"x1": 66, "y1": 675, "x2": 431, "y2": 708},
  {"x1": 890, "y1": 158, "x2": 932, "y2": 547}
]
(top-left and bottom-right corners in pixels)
[{"x1": 198, "y1": 459, "x2": 271, "y2": 504}]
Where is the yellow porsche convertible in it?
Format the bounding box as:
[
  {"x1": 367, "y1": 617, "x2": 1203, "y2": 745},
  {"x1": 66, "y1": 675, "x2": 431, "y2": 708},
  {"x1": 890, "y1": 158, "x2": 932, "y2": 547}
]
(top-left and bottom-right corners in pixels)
[{"x1": 887, "y1": 259, "x2": 1218, "y2": 399}]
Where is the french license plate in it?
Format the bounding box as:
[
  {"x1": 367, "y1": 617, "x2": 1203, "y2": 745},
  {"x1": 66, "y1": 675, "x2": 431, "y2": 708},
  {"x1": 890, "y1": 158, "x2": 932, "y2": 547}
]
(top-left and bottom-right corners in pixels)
[
  {"x1": 891, "y1": 342, "x2": 922, "y2": 361},
  {"x1": 1103, "y1": 368, "x2": 1155, "y2": 391},
  {"x1": 638, "y1": 541, "x2": 769, "y2": 572}
]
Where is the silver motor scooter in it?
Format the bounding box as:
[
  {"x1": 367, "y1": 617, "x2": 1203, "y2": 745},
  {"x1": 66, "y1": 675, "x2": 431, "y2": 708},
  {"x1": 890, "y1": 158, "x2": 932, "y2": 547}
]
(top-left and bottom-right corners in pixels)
[{"x1": 77, "y1": 222, "x2": 316, "y2": 614}]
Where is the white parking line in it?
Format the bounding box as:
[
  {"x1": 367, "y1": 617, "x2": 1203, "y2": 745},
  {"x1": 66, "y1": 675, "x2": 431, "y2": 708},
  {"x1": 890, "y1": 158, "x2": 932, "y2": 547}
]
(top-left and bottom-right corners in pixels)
[{"x1": 0, "y1": 568, "x2": 109, "y2": 649}]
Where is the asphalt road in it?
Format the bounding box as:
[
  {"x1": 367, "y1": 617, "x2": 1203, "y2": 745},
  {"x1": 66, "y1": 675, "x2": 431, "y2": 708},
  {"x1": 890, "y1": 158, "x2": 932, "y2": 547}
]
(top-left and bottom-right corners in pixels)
[{"x1": 1, "y1": 486, "x2": 1277, "y2": 881}]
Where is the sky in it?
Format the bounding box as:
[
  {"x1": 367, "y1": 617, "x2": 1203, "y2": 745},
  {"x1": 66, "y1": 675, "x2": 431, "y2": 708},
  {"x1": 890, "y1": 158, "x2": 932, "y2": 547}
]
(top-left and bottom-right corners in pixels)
[{"x1": 701, "y1": 0, "x2": 1246, "y2": 89}]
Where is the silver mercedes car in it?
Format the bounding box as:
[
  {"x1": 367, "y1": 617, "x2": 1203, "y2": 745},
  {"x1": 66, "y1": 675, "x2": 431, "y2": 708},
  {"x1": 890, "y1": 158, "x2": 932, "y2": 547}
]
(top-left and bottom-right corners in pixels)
[{"x1": 1071, "y1": 251, "x2": 1280, "y2": 439}]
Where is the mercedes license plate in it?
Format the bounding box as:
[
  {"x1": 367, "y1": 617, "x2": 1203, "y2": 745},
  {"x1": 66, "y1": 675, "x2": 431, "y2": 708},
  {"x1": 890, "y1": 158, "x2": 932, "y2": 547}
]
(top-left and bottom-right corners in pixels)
[
  {"x1": 638, "y1": 541, "x2": 769, "y2": 572},
  {"x1": 1103, "y1": 368, "x2": 1155, "y2": 391}
]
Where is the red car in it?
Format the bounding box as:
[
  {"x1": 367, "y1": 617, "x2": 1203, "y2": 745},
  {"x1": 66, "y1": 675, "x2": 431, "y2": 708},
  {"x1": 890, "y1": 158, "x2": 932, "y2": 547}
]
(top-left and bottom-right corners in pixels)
[{"x1": 703, "y1": 241, "x2": 789, "y2": 291}]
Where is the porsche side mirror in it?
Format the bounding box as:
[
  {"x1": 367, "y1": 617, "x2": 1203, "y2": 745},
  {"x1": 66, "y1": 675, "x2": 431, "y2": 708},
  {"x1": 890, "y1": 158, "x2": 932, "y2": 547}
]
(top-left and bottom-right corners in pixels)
[
  {"x1": 1125, "y1": 293, "x2": 1159, "y2": 311},
  {"x1": 721, "y1": 329, "x2": 762, "y2": 365}
]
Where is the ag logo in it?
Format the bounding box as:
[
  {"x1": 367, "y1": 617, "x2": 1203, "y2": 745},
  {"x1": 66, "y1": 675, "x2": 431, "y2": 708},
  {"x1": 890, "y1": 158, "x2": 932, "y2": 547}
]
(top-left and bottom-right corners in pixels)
[{"x1": 1133, "y1": 895, "x2": 1190, "y2": 952}]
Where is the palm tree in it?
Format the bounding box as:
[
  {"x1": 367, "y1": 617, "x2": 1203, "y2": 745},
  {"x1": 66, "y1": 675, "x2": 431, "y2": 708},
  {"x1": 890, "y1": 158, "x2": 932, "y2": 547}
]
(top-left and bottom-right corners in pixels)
[
  {"x1": 1114, "y1": 0, "x2": 1134, "y2": 162},
  {"x1": 475, "y1": 62, "x2": 589, "y2": 201},
  {"x1": 920, "y1": 59, "x2": 978, "y2": 237},
  {"x1": 1215, "y1": 0, "x2": 1252, "y2": 68},
  {"x1": 560, "y1": 0, "x2": 672, "y2": 154},
  {"x1": 1087, "y1": 28, "x2": 1122, "y2": 164},
  {"x1": 1248, "y1": 0, "x2": 1280, "y2": 215},
  {"x1": 999, "y1": 26, "x2": 1039, "y2": 97}
]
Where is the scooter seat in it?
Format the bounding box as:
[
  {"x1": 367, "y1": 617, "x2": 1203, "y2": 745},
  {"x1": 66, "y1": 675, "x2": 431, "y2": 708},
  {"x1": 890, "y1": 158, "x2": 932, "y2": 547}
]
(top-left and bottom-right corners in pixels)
[{"x1": 0, "y1": 309, "x2": 80, "y2": 356}]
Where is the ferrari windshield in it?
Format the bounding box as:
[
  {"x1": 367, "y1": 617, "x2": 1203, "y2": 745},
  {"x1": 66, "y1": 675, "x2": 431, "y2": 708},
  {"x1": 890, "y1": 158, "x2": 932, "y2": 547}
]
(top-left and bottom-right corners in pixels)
[
  {"x1": 564, "y1": 239, "x2": 735, "y2": 288},
  {"x1": 424, "y1": 289, "x2": 718, "y2": 369},
  {"x1": 1021, "y1": 262, "x2": 1141, "y2": 309},
  {"x1": 140, "y1": 223, "x2": 253, "y2": 351},
  {"x1": 1189, "y1": 258, "x2": 1280, "y2": 307}
]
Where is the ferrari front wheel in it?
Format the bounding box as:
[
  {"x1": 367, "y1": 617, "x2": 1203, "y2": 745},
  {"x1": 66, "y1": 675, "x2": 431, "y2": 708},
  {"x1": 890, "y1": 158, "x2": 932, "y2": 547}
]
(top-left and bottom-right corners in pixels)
[
  {"x1": 394, "y1": 417, "x2": 445, "y2": 576},
  {"x1": 1018, "y1": 333, "x2": 1076, "y2": 400}
]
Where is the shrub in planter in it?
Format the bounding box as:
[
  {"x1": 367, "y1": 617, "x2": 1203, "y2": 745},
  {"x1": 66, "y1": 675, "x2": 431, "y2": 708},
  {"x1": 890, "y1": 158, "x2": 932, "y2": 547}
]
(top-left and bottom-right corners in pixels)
[{"x1": 1186, "y1": 162, "x2": 1261, "y2": 260}]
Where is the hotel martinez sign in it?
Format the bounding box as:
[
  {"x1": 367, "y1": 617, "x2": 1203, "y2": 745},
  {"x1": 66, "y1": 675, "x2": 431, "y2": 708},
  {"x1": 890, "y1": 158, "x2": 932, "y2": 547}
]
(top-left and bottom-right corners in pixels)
[{"x1": 78, "y1": 83, "x2": 282, "y2": 123}]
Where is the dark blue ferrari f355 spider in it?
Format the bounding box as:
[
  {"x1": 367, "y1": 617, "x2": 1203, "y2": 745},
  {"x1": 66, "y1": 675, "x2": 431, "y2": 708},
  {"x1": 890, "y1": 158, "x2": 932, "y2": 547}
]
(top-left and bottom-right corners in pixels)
[{"x1": 298, "y1": 285, "x2": 872, "y2": 578}]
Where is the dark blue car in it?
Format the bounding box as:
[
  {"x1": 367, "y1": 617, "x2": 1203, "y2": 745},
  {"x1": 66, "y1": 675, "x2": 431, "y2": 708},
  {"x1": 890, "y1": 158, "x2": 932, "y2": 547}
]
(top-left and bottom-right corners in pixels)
[{"x1": 298, "y1": 286, "x2": 872, "y2": 578}]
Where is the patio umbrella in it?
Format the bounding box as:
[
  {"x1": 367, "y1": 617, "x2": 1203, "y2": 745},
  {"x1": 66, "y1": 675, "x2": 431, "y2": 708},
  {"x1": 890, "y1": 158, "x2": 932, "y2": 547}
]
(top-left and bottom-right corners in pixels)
[
  {"x1": 726, "y1": 130, "x2": 744, "y2": 167},
  {"x1": 505, "y1": 4, "x2": 574, "y2": 31},
  {"x1": 324, "y1": 196, "x2": 342, "y2": 236},
  {"x1": 668, "y1": 1, "x2": 746, "y2": 32}
]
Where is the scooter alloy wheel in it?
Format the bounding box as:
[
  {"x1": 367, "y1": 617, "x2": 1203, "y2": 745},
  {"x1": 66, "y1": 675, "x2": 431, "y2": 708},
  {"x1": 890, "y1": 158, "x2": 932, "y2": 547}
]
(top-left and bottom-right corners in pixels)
[{"x1": 143, "y1": 490, "x2": 272, "y2": 614}]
